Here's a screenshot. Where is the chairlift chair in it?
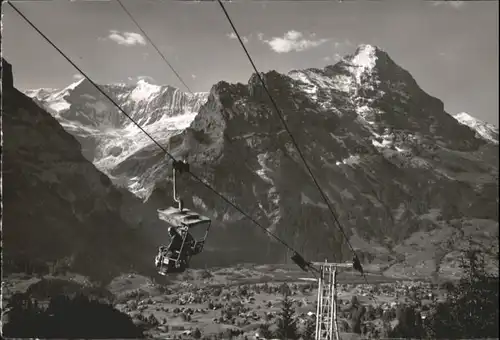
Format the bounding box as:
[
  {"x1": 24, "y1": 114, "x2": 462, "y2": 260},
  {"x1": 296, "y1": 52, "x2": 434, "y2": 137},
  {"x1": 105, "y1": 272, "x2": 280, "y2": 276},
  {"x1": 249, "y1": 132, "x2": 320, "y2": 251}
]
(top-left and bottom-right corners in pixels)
[
  {"x1": 155, "y1": 207, "x2": 212, "y2": 275},
  {"x1": 155, "y1": 159, "x2": 212, "y2": 275}
]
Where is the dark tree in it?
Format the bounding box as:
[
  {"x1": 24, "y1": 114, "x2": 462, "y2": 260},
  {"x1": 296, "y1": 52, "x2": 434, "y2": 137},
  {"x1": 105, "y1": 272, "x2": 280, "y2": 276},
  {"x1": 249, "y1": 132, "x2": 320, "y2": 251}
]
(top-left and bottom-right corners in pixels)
[
  {"x1": 275, "y1": 292, "x2": 298, "y2": 339},
  {"x1": 279, "y1": 282, "x2": 292, "y2": 296},
  {"x1": 388, "y1": 304, "x2": 425, "y2": 339},
  {"x1": 193, "y1": 328, "x2": 202, "y2": 339},
  {"x1": 350, "y1": 305, "x2": 366, "y2": 334},
  {"x1": 350, "y1": 295, "x2": 360, "y2": 308},
  {"x1": 364, "y1": 305, "x2": 376, "y2": 321},
  {"x1": 2, "y1": 292, "x2": 144, "y2": 338},
  {"x1": 301, "y1": 316, "x2": 316, "y2": 340},
  {"x1": 258, "y1": 323, "x2": 273, "y2": 339},
  {"x1": 426, "y1": 247, "x2": 499, "y2": 339}
]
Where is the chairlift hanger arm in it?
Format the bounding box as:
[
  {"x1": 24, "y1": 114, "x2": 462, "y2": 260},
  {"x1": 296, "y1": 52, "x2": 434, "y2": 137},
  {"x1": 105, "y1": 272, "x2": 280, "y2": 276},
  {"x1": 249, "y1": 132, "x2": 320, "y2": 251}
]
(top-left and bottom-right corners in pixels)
[{"x1": 171, "y1": 159, "x2": 189, "y2": 210}]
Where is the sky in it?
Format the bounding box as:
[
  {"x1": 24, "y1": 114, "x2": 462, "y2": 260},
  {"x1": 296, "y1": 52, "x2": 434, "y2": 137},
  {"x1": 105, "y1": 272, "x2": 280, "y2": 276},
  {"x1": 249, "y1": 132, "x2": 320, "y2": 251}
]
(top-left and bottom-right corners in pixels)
[{"x1": 2, "y1": 0, "x2": 499, "y2": 126}]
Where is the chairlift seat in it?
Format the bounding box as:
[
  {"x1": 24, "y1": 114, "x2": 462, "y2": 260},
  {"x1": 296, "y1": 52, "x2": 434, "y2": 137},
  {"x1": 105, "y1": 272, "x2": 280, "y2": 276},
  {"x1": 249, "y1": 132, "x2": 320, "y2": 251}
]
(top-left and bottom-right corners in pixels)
[{"x1": 158, "y1": 207, "x2": 211, "y2": 228}]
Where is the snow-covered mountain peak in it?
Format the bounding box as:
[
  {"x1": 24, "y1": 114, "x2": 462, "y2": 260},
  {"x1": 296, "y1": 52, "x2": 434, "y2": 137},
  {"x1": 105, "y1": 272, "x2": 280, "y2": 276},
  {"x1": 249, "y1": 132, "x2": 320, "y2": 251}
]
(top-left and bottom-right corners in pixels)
[
  {"x1": 36, "y1": 77, "x2": 94, "y2": 105},
  {"x1": 339, "y1": 44, "x2": 397, "y2": 92},
  {"x1": 66, "y1": 76, "x2": 87, "y2": 90},
  {"x1": 349, "y1": 44, "x2": 378, "y2": 82},
  {"x1": 130, "y1": 80, "x2": 162, "y2": 103},
  {"x1": 26, "y1": 78, "x2": 210, "y2": 169},
  {"x1": 354, "y1": 44, "x2": 385, "y2": 57},
  {"x1": 454, "y1": 112, "x2": 481, "y2": 124},
  {"x1": 24, "y1": 87, "x2": 57, "y2": 99},
  {"x1": 135, "y1": 78, "x2": 160, "y2": 89},
  {"x1": 453, "y1": 112, "x2": 499, "y2": 144}
]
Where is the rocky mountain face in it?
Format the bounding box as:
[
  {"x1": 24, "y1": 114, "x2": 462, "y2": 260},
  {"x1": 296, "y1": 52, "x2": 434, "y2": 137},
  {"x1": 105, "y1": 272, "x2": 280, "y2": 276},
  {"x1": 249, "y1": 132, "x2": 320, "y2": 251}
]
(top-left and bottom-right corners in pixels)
[
  {"x1": 453, "y1": 112, "x2": 499, "y2": 145},
  {"x1": 27, "y1": 45, "x2": 499, "y2": 277},
  {"x1": 1, "y1": 59, "x2": 163, "y2": 283}
]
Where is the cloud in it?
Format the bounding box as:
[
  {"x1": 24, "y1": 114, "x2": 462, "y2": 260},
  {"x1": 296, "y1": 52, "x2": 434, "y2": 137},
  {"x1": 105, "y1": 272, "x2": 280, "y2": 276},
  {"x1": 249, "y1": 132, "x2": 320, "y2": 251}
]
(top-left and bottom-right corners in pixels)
[
  {"x1": 431, "y1": 1, "x2": 465, "y2": 9},
  {"x1": 259, "y1": 30, "x2": 328, "y2": 53},
  {"x1": 226, "y1": 32, "x2": 249, "y2": 43},
  {"x1": 128, "y1": 75, "x2": 156, "y2": 83},
  {"x1": 137, "y1": 75, "x2": 155, "y2": 83},
  {"x1": 334, "y1": 39, "x2": 353, "y2": 48},
  {"x1": 322, "y1": 53, "x2": 344, "y2": 63},
  {"x1": 73, "y1": 74, "x2": 84, "y2": 81},
  {"x1": 107, "y1": 30, "x2": 146, "y2": 46}
]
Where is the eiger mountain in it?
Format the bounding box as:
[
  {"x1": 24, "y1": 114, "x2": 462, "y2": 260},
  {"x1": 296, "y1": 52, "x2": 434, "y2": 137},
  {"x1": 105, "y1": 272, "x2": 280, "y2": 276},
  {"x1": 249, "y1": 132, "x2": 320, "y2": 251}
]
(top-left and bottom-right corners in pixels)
[
  {"x1": 2, "y1": 58, "x2": 159, "y2": 283},
  {"x1": 26, "y1": 45, "x2": 499, "y2": 277}
]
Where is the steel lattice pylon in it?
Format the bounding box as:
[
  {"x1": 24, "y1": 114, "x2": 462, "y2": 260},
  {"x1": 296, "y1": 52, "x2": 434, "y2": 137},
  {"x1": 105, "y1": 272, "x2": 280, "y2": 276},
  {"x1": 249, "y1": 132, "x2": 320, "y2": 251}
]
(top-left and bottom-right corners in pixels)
[{"x1": 312, "y1": 261, "x2": 353, "y2": 340}]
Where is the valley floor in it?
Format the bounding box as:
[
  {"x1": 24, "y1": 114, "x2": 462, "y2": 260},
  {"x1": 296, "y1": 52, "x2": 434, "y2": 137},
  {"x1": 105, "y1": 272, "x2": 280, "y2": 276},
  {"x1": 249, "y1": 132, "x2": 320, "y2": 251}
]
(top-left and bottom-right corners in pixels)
[{"x1": 2, "y1": 263, "x2": 452, "y2": 339}]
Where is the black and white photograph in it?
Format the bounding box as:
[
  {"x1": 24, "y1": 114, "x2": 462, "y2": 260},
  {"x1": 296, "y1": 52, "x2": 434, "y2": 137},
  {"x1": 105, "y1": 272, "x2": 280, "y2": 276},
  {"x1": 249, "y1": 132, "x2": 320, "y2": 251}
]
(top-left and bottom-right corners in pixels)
[{"x1": 1, "y1": 0, "x2": 498, "y2": 339}]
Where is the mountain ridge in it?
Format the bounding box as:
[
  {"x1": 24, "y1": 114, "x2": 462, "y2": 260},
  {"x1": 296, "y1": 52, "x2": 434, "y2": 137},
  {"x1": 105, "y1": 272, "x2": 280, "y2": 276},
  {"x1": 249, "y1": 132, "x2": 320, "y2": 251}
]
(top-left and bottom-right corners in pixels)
[
  {"x1": 25, "y1": 78, "x2": 209, "y2": 190},
  {"x1": 453, "y1": 112, "x2": 499, "y2": 144},
  {"x1": 24, "y1": 45, "x2": 499, "y2": 276}
]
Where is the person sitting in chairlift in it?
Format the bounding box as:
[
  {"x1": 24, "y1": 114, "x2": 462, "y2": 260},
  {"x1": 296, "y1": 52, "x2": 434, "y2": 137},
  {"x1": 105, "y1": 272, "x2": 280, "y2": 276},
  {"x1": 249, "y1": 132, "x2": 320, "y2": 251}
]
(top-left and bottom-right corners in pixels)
[
  {"x1": 167, "y1": 226, "x2": 195, "y2": 261},
  {"x1": 155, "y1": 246, "x2": 167, "y2": 268},
  {"x1": 167, "y1": 227, "x2": 183, "y2": 256}
]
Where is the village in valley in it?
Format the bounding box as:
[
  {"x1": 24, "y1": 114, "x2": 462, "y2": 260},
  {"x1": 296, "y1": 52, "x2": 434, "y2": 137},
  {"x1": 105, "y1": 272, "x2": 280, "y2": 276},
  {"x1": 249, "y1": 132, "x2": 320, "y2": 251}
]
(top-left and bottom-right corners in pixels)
[{"x1": 2, "y1": 262, "x2": 470, "y2": 339}]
